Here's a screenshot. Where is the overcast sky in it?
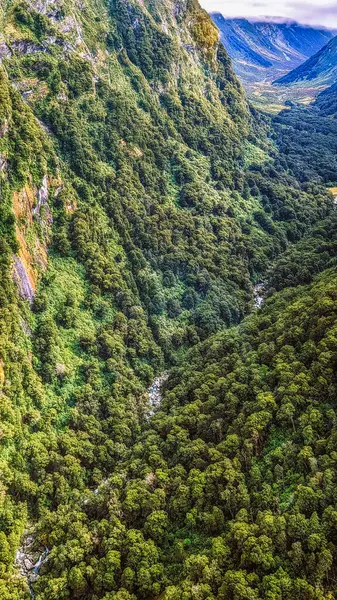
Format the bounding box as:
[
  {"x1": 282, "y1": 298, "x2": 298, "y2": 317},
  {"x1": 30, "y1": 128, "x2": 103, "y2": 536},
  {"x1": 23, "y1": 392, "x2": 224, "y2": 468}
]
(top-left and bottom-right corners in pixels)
[{"x1": 199, "y1": 0, "x2": 337, "y2": 28}]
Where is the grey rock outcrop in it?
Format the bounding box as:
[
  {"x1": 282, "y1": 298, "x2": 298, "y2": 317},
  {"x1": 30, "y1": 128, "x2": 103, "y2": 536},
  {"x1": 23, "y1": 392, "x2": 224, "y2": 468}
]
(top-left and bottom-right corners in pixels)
[
  {"x1": 147, "y1": 372, "x2": 169, "y2": 416},
  {"x1": 13, "y1": 256, "x2": 35, "y2": 304},
  {"x1": 16, "y1": 533, "x2": 49, "y2": 598}
]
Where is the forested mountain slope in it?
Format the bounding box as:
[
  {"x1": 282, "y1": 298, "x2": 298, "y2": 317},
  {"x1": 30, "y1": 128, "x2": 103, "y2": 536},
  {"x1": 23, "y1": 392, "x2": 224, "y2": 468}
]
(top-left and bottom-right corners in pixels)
[
  {"x1": 273, "y1": 84, "x2": 337, "y2": 184},
  {"x1": 32, "y1": 227, "x2": 337, "y2": 600},
  {"x1": 315, "y1": 81, "x2": 337, "y2": 115},
  {"x1": 210, "y1": 15, "x2": 334, "y2": 85},
  {"x1": 0, "y1": 0, "x2": 335, "y2": 598},
  {"x1": 0, "y1": 0, "x2": 263, "y2": 353}
]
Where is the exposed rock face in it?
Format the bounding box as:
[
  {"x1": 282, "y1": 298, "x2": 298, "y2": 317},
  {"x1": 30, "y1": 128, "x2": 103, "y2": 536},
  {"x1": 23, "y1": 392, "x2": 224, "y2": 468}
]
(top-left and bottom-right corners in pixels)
[
  {"x1": 15, "y1": 533, "x2": 49, "y2": 597},
  {"x1": 26, "y1": 0, "x2": 55, "y2": 14},
  {"x1": 12, "y1": 176, "x2": 52, "y2": 301},
  {"x1": 12, "y1": 40, "x2": 46, "y2": 55},
  {"x1": 33, "y1": 175, "x2": 52, "y2": 223},
  {"x1": 253, "y1": 283, "x2": 266, "y2": 308},
  {"x1": 0, "y1": 154, "x2": 7, "y2": 173},
  {"x1": 0, "y1": 42, "x2": 11, "y2": 60},
  {"x1": 147, "y1": 372, "x2": 169, "y2": 416},
  {"x1": 13, "y1": 256, "x2": 35, "y2": 304}
]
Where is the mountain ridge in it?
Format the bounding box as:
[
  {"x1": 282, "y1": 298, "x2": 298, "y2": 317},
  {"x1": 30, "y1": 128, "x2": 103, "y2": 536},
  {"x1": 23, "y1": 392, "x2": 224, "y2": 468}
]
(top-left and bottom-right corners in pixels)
[
  {"x1": 210, "y1": 14, "x2": 334, "y2": 85},
  {"x1": 0, "y1": 0, "x2": 336, "y2": 598},
  {"x1": 275, "y1": 33, "x2": 337, "y2": 86}
]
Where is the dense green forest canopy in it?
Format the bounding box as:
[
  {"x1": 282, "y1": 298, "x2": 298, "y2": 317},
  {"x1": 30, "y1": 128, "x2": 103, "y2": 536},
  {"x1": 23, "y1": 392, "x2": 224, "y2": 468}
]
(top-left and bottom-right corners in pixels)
[
  {"x1": 38, "y1": 261, "x2": 335, "y2": 600},
  {"x1": 0, "y1": 0, "x2": 336, "y2": 598},
  {"x1": 273, "y1": 86, "x2": 337, "y2": 185}
]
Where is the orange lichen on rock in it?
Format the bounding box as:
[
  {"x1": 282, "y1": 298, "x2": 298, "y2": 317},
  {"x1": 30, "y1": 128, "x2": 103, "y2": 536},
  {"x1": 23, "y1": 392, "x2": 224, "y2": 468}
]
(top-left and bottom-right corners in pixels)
[
  {"x1": 12, "y1": 184, "x2": 35, "y2": 229},
  {"x1": 34, "y1": 237, "x2": 48, "y2": 271},
  {"x1": 12, "y1": 176, "x2": 54, "y2": 301}
]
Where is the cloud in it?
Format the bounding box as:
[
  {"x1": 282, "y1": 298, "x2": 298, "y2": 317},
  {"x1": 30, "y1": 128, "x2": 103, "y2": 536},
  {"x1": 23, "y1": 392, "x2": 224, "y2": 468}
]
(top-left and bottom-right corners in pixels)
[{"x1": 199, "y1": 0, "x2": 337, "y2": 28}]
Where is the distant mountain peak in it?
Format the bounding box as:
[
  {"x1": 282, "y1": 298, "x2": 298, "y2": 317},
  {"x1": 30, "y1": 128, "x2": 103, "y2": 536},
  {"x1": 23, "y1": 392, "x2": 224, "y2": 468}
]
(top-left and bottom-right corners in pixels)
[
  {"x1": 211, "y1": 14, "x2": 335, "y2": 86},
  {"x1": 274, "y1": 34, "x2": 337, "y2": 87}
]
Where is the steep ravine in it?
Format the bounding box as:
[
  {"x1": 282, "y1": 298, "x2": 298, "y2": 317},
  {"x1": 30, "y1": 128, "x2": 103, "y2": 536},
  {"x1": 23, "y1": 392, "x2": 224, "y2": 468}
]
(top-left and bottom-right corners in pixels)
[
  {"x1": 146, "y1": 283, "x2": 266, "y2": 416},
  {"x1": 147, "y1": 372, "x2": 169, "y2": 417},
  {"x1": 0, "y1": 0, "x2": 335, "y2": 596},
  {"x1": 15, "y1": 535, "x2": 49, "y2": 599}
]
